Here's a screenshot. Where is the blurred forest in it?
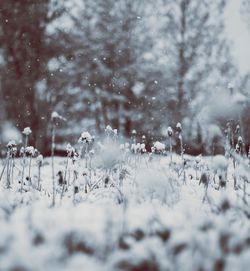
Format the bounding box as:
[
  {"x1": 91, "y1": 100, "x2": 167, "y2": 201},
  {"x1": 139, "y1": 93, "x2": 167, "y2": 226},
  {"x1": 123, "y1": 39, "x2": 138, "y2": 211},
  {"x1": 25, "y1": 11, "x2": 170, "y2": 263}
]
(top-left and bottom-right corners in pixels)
[{"x1": 0, "y1": 0, "x2": 250, "y2": 154}]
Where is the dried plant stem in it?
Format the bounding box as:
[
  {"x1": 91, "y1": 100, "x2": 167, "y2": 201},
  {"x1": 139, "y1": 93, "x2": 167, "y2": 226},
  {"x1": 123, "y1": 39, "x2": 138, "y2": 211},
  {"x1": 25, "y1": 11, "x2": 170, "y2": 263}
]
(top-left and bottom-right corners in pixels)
[
  {"x1": 179, "y1": 134, "x2": 184, "y2": 160},
  {"x1": 38, "y1": 164, "x2": 41, "y2": 191},
  {"x1": 169, "y1": 137, "x2": 173, "y2": 164},
  {"x1": 60, "y1": 156, "x2": 69, "y2": 203},
  {"x1": 11, "y1": 157, "x2": 15, "y2": 185},
  {"x1": 0, "y1": 158, "x2": 8, "y2": 182},
  {"x1": 51, "y1": 123, "x2": 56, "y2": 206},
  {"x1": 21, "y1": 135, "x2": 28, "y2": 193},
  {"x1": 6, "y1": 151, "x2": 11, "y2": 188},
  {"x1": 28, "y1": 156, "x2": 32, "y2": 181}
]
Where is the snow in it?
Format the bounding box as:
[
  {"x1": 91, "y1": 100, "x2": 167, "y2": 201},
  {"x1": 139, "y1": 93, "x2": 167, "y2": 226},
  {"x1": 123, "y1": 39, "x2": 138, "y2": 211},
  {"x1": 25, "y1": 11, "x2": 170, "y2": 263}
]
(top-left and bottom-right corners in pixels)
[
  {"x1": 153, "y1": 141, "x2": 165, "y2": 152},
  {"x1": 22, "y1": 127, "x2": 32, "y2": 136},
  {"x1": 78, "y1": 132, "x2": 93, "y2": 144},
  {"x1": 0, "y1": 145, "x2": 249, "y2": 271}
]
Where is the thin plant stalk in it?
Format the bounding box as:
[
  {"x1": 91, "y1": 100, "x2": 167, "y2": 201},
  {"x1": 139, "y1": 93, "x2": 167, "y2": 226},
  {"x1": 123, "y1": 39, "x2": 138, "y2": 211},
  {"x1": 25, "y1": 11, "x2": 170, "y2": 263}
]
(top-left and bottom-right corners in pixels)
[
  {"x1": 85, "y1": 144, "x2": 88, "y2": 168},
  {"x1": 21, "y1": 135, "x2": 28, "y2": 192},
  {"x1": 38, "y1": 163, "x2": 41, "y2": 191},
  {"x1": 28, "y1": 155, "x2": 32, "y2": 181},
  {"x1": 51, "y1": 122, "x2": 56, "y2": 206},
  {"x1": 179, "y1": 134, "x2": 184, "y2": 161},
  {"x1": 11, "y1": 156, "x2": 15, "y2": 185},
  {"x1": 60, "y1": 155, "x2": 69, "y2": 202},
  {"x1": 169, "y1": 137, "x2": 172, "y2": 164},
  {"x1": 6, "y1": 150, "x2": 11, "y2": 188},
  {"x1": 64, "y1": 156, "x2": 69, "y2": 187},
  {"x1": 0, "y1": 158, "x2": 8, "y2": 182}
]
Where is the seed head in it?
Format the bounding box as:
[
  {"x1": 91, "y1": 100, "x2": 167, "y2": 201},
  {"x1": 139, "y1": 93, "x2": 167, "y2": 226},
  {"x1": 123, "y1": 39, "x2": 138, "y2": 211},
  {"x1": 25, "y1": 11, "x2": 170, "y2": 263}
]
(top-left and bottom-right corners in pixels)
[
  {"x1": 167, "y1": 126, "x2": 173, "y2": 137},
  {"x1": 176, "y1": 122, "x2": 182, "y2": 133},
  {"x1": 22, "y1": 127, "x2": 32, "y2": 136}
]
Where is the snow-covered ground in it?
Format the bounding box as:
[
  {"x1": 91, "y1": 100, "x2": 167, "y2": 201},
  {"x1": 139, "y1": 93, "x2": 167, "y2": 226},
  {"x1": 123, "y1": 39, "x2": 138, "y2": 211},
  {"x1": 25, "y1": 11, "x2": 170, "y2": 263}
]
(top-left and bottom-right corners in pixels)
[{"x1": 0, "y1": 149, "x2": 249, "y2": 271}]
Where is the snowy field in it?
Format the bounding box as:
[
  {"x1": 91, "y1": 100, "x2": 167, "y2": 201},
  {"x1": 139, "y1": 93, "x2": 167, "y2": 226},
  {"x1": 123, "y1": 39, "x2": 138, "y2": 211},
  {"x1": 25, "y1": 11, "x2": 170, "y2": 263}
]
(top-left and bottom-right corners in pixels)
[{"x1": 0, "y1": 135, "x2": 250, "y2": 271}]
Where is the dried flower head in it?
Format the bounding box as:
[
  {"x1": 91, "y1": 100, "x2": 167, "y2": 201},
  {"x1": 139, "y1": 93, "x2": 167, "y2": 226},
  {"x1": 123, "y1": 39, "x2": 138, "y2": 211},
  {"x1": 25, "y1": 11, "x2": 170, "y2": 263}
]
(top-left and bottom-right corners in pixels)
[
  {"x1": 7, "y1": 140, "x2": 17, "y2": 149},
  {"x1": 78, "y1": 132, "x2": 93, "y2": 144},
  {"x1": 132, "y1": 129, "x2": 137, "y2": 135},
  {"x1": 66, "y1": 143, "x2": 74, "y2": 154},
  {"x1": 237, "y1": 136, "x2": 243, "y2": 147},
  {"x1": 153, "y1": 141, "x2": 165, "y2": 153},
  {"x1": 235, "y1": 124, "x2": 240, "y2": 134},
  {"x1": 51, "y1": 111, "x2": 66, "y2": 121},
  {"x1": 105, "y1": 125, "x2": 113, "y2": 133},
  {"x1": 167, "y1": 126, "x2": 173, "y2": 137},
  {"x1": 235, "y1": 143, "x2": 240, "y2": 153},
  {"x1": 176, "y1": 123, "x2": 182, "y2": 133},
  {"x1": 22, "y1": 127, "x2": 32, "y2": 136},
  {"x1": 25, "y1": 146, "x2": 36, "y2": 156},
  {"x1": 131, "y1": 143, "x2": 141, "y2": 153}
]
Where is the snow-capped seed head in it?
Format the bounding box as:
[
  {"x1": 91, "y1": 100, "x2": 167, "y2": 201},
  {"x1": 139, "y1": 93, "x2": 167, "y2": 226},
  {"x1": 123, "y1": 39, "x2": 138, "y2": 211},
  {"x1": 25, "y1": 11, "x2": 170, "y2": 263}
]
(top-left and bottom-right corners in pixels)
[
  {"x1": 235, "y1": 124, "x2": 240, "y2": 133},
  {"x1": 153, "y1": 141, "x2": 165, "y2": 152},
  {"x1": 113, "y1": 129, "x2": 118, "y2": 135},
  {"x1": 176, "y1": 123, "x2": 182, "y2": 133},
  {"x1": 51, "y1": 111, "x2": 60, "y2": 119},
  {"x1": 235, "y1": 144, "x2": 240, "y2": 153},
  {"x1": 167, "y1": 126, "x2": 173, "y2": 137},
  {"x1": 66, "y1": 143, "x2": 74, "y2": 153},
  {"x1": 237, "y1": 136, "x2": 243, "y2": 148},
  {"x1": 7, "y1": 140, "x2": 17, "y2": 149},
  {"x1": 72, "y1": 152, "x2": 79, "y2": 162},
  {"x1": 51, "y1": 111, "x2": 66, "y2": 121},
  {"x1": 78, "y1": 132, "x2": 93, "y2": 144},
  {"x1": 22, "y1": 127, "x2": 32, "y2": 136},
  {"x1": 25, "y1": 146, "x2": 35, "y2": 156},
  {"x1": 195, "y1": 155, "x2": 201, "y2": 164},
  {"x1": 131, "y1": 143, "x2": 141, "y2": 153},
  {"x1": 12, "y1": 147, "x2": 17, "y2": 155},
  {"x1": 132, "y1": 129, "x2": 137, "y2": 135},
  {"x1": 142, "y1": 135, "x2": 146, "y2": 140},
  {"x1": 105, "y1": 125, "x2": 113, "y2": 132},
  {"x1": 36, "y1": 154, "x2": 43, "y2": 165},
  {"x1": 20, "y1": 146, "x2": 25, "y2": 154},
  {"x1": 140, "y1": 143, "x2": 146, "y2": 153}
]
